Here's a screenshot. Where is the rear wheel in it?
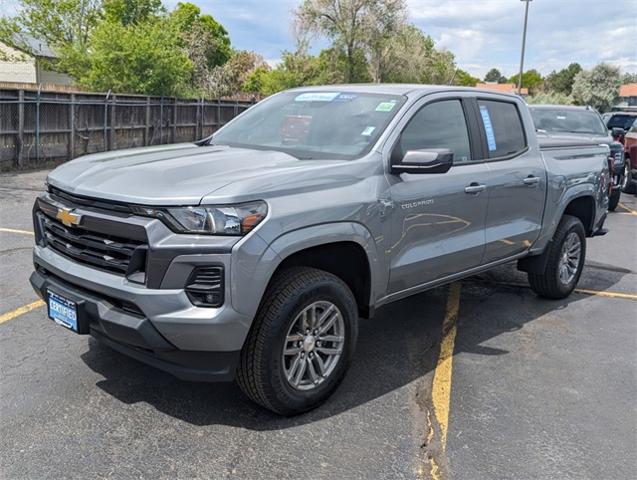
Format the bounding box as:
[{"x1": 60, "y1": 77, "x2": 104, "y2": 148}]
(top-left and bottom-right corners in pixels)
[
  {"x1": 236, "y1": 267, "x2": 358, "y2": 415},
  {"x1": 528, "y1": 215, "x2": 586, "y2": 299}
]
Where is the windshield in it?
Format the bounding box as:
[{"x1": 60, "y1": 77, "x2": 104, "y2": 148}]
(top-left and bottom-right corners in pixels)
[
  {"x1": 530, "y1": 108, "x2": 607, "y2": 135},
  {"x1": 607, "y1": 114, "x2": 637, "y2": 130},
  {"x1": 211, "y1": 91, "x2": 406, "y2": 160}
]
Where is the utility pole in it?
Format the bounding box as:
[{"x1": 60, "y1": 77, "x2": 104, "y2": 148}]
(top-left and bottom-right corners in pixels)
[{"x1": 518, "y1": 0, "x2": 533, "y2": 95}]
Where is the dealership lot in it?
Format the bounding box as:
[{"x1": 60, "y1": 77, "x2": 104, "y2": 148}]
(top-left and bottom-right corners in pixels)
[{"x1": 1, "y1": 170, "x2": 636, "y2": 480}]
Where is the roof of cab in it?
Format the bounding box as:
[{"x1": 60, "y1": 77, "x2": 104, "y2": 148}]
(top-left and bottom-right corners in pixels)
[{"x1": 288, "y1": 83, "x2": 521, "y2": 99}]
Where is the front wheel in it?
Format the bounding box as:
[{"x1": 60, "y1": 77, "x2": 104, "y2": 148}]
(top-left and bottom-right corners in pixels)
[
  {"x1": 622, "y1": 163, "x2": 636, "y2": 194},
  {"x1": 236, "y1": 267, "x2": 358, "y2": 415},
  {"x1": 528, "y1": 215, "x2": 586, "y2": 299},
  {"x1": 608, "y1": 187, "x2": 621, "y2": 211}
]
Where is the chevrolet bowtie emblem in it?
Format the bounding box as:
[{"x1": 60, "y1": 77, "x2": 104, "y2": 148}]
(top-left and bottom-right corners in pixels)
[{"x1": 56, "y1": 207, "x2": 81, "y2": 227}]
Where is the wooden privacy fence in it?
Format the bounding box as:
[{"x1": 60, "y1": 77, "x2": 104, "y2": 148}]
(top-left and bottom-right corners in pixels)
[{"x1": 0, "y1": 87, "x2": 256, "y2": 171}]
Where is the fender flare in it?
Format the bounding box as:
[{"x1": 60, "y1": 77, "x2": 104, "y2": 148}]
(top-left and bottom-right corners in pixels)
[{"x1": 261, "y1": 222, "x2": 383, "y2": 309}]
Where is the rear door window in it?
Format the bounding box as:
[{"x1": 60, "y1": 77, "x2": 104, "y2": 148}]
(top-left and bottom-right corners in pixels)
[{"x1": 477, "y1": 100, "x2": 527, "y2": 158}]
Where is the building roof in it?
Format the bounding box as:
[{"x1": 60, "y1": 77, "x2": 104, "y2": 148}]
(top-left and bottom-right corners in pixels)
[
  {"x1": 476, "y1": 82, "x2": 528, "y2": 95},
  {"x1": 619, "y1": 83, "x2": 637, "y2": 98},
  {"x1": 10, "y1": 33, "x2": 58, "y2": 59}
]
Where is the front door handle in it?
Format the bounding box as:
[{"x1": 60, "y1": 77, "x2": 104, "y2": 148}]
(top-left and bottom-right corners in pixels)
[
  {"x1": 523, "y1": 175, "x2": 540, "y2": 186},
  {"x1": 464, "y1": 183, "x2": 486, "y2": 194}
]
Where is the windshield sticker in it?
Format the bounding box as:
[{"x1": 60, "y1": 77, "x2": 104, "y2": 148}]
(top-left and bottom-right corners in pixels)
[
  {"x1": 479, "y1": 105, "x2": 497, "y2": 151},
  {"x1": 334, "y1": 93, "x2": 358, "y2": 102},
  {"x1": 294, "y1": 92, "x2": 340, "y2": 102},
  {"x1": 375, "y1": 101, "x2": 397, "y2": 112},
  {"x1": 361, "y1": 126, "x2": 376, "y2": 136}
]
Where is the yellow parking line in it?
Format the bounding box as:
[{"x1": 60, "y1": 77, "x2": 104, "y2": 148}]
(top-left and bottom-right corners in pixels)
[
  {"x1": 431, "y1": 282, "x2": 461, "y2": 448},
  {"x1": 0, "y1": 227, "x2": 34, "y2": 235},
  {"x1": 574, "y1": 288, "x2": 637, "y2": 301},
  {"x1": 618, "y1": 203, "x2": 637, "y2": 215},
  {"x1": 0, "y1": 300, "x2": 45, "y2": 325}
]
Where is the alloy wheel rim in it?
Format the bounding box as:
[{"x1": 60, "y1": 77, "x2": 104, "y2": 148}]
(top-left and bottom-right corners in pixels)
[
  {"x1": 282, "y1": 301, "x2": 345, "y2": 391},
  {"x1": 558, "y1": 232, "x2": 581, "y2": 285},
  {"x1": 622, "y1": 165, "x2": 629, "y2": 189}
]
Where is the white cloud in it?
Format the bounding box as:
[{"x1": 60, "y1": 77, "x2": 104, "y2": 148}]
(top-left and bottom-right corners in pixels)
[{"x1": 408, "y1": 0, "x2": 637, "y2": 78}]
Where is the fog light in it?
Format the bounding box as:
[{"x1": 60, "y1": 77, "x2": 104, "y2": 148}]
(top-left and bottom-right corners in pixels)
[{"x1": 185, "y1": 266, "x2": 224, "y2": 308}]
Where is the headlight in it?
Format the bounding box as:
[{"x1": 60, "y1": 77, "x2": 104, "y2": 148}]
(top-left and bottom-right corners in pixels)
[{"x1": 133, "y1": 201, "x2": 267, "y2": 235}]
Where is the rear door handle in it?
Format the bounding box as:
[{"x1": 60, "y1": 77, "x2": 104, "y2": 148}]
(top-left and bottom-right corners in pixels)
[
  {"x1": 464, "y1": 183, "x2": 486, "y2": 194},
  {"x1": 523, "y1": 176, "x2": 540, "y2": 186}
]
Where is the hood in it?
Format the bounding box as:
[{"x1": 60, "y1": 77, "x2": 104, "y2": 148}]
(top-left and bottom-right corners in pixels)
[{"x1": 47, "y1": 143, "x2": 349, "y2": 205}]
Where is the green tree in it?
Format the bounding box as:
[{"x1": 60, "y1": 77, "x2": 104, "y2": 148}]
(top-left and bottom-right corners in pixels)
[
  {"x1": 509, "y1": 69, "x2": 544, "y2": 94},
  {"x1": 572, "y1": 63, "x2": 621, "y2": 112},
  {"x1": 171, "y1": 2, "x2": 231, "y2": 68},
  {"x1": 76, "y1": 18, "x2": 192, "y2": 96},
  {"x1": 103, "y1": 0, "x2": 164, "y2": 25},
  {"x1": 0, "y1": 0, "x2": 101, "y2": 49},
  {"x1": 527, "y1": 91, "x2": 574, "y2": 105},
  {"x1": 295, "y1": 0, "x2": 406, "y2": 83},
  {"x1": 622, "y1": 72, "x2": 637, "y2": 84},
  {"x1": 453, "y1": 69, "x2": 480, "y2": 87},
  {"x1": 544, "y1": 63, "x2": 582, "y2": 95},
  {"x1": 374, "y1": 24, "x2": 455, "y2": 85},
  {"x1": 484, "y1": 68, "x2": 506, "y2": 83}
]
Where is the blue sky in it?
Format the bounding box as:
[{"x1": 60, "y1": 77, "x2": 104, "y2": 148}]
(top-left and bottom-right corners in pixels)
[{"x1": 2, "y1": 0, "x2": 635, "y2": 78}]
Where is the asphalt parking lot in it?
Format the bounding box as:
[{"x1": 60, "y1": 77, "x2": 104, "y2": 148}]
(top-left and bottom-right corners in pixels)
[{"x1": 1, "y1": 170, "x2": 636, "y2": 480}]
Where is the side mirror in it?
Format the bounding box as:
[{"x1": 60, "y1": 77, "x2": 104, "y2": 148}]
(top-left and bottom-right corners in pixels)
[
  {"x1": 611, "y1": 127, "x2": 625, "y2": 139},
  {"x1": 391, "y1": 148, "x2": 454, "y2": 175}
]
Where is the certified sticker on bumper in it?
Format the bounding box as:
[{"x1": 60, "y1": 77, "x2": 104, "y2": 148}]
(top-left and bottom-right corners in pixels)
[{"x1": 48, "y1": 291, "x2": 78, "y2": 332}]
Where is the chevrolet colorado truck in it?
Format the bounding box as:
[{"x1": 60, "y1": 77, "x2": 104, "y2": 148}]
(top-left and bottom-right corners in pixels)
[{"x1": 30, "y1": 86, "x2": 610, "y2": 415}]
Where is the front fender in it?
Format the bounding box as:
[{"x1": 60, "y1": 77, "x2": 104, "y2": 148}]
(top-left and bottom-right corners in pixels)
[{"x1": 230, "y1": 222, "x2": 383, "y2": 319}]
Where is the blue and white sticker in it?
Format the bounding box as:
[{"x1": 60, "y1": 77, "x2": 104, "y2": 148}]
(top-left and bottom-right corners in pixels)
[
  {"x1": 361, "y1": 126, "x2": 375, "y2": 136},
  {"x1": 334, "y1": 93, "x2": 358, "y2": 102},
  {"x1": 295, "y1": 92, "x2": 340, "y2": 102},
  {"x1": 479, "y1": 105, "x2": 497, "y2": 151}
]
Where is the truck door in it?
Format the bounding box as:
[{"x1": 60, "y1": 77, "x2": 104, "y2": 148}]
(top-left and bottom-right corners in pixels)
[
  {"x1": 474, "y1": 98, "x2": 547, "y2": 263},
  {"x1": 386, "y1": 97, "x2": 489, "y2": 294}
]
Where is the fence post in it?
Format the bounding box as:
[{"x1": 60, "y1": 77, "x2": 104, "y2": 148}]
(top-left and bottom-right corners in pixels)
[
  {"x1": 103, "y1": 90, "x2": 111, "y2": 152},
  {"x1": 145, "y1": 97, "x2": 150, "y2": 146},
  {"x1": 216, "y1": 99, "x2": 221, "y2": 131},
  {"x1": 35, "y1": 84, "x2": 41, "y2": 162},
  {"x1": 109, "y1": 94, "x2": 116, "y2": 150},
  {"x1": 196, "y1": 98, "x2": 202, "y2": 140},
  {"x1": 159, "y1": 98, "x2": 163, "y2": 144},
  {"x1": 68, "y1": 93, "x2": 75, "y2": 161},
  {"x1": 172, "y1": 98, "x2": 177, "y2": 143},
  {"x1": 16, "y1": 89, "x2": 24, "y2": 168}
]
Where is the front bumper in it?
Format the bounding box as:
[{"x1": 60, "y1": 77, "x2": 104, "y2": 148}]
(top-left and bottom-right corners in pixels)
[{"x1": 30, "y1": 265, "x2": 241, "y2": 382}]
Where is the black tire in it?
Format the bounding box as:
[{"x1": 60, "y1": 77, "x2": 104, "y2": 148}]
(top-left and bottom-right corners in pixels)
[
  {"x1": 528, "y1": 215, "x2": 586, "y2": 299},
  {"x1": 608, "y1": 188, "x2": 621, "y2": 211},
  {"x1": 622, "y1": 162, "x2": 636, "y2": 194},
  {"x1": 236, "y1": 267, "x2": 358, "y2": 415}
]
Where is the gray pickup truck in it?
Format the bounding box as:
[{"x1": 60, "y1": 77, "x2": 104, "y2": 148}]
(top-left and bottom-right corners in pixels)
[{"x1": 30, "y1": 85, "x2": 610, "y2": 415}]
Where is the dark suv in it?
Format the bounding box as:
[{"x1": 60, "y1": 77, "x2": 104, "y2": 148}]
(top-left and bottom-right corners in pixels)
[{"x1": 531, "y1": 105, "x2": 625, "y2": 210}]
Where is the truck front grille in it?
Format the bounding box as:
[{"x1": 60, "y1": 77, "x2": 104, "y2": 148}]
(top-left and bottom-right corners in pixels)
[{"x1": 39, "y1": 213, "x2": 147, "y2": 279}]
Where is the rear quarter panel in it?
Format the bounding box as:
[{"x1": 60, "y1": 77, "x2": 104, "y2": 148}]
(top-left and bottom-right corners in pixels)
[{"x1": 532, "y1": 143, "x2": 610, "y2": 253}]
